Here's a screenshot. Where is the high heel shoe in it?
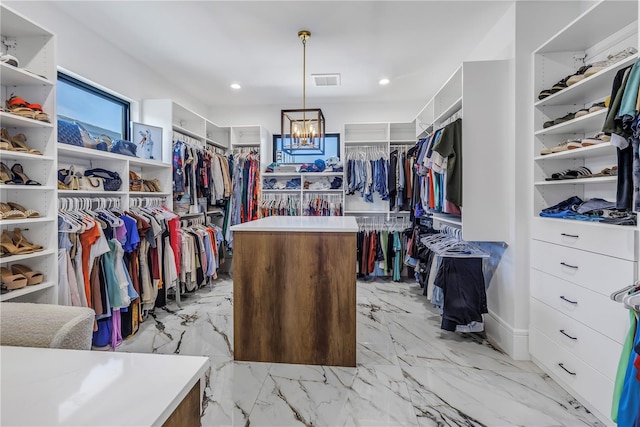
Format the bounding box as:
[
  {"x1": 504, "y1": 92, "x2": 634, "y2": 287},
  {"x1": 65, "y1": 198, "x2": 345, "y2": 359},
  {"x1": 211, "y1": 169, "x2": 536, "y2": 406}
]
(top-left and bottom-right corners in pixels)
[
  {"x1": 0, "y1": 229, "x2": 34, "y2": 256},
  {"x1": 11, "y1": 264, "x2": 43, "y2": 285},
  {"x1": 10, "y1": 163, "x2": 40, "y2": 185},
  {"x1": 0, "y1": 162, "x2": 16, "y2": 184},
  {"x1": 10, "y1": 133, "x2": 43, "y2": 155},
  {"x1": 0, "y1": 128, "x2": 15, "y2": 152},
  {"x1": 1, "y1": 267, "x2": 28, "y2": 290},
  {"x1": 0, "y1": 202, "x2": 27, "y2": 220},
  {"x1": 11, "y1": 228, "x2": 43, "y2": 252}
]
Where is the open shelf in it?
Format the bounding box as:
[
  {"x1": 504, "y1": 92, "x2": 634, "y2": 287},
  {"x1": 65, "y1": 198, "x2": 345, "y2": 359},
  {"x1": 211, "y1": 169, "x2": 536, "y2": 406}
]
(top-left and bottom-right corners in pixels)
[
  {"x1": 433, "y1": 97, "x2": 462, "y2": 125},
  {"x1": 430, "y1": 213, "x2": 462, "y2": 227},
  {"x1": 535, "y1": 109, "x2": 607, "y2": 135},
  {"x1": 0, "y1": 248, "x2": 56, "y2": 264},
  {"x1": 0, "y1": 63, "x2": 54, "y2": 87},
  {"x1": 0, "y1": 151, "x2": 54, "y2": 162},
  {"x1": 534, "y1": 143, "x2": 614, "y2": 161},
  {"x1": 0, "y1": 281, "x2": 55, "y2": 302},
  {"x1": 534, "y1": 176, "x2": 617, "y2": 186},
  {"x1": 0, "y1": 112, "x2": 53, "y2": 128}
]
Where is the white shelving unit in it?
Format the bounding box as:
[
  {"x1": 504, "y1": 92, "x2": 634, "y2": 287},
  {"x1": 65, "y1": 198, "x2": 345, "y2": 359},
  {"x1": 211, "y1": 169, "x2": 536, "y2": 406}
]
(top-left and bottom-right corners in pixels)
[
  {"x1": 342, "y1": 121, "x2": 415, "y2": 217},
  {"x1": 57, "y1": 144, "x2": 172, "y2": 211},
  {"x1": 530, "y1": 2, "x2": 638, "y2": 422},
  {"x1": 262, "y1": 171, "x2": 344, "y2": 214},
  {"x1": 413, "y1": 60, "x2": 510, "y2": 242},
  {"x1": 0, "y1": 5, "x2": 57, "y2": 304}
]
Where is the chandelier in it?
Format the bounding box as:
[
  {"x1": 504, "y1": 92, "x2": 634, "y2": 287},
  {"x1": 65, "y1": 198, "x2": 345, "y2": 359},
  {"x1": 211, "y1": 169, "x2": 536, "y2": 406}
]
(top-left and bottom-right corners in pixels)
[{"x1": 281, "y1": 30, "x2": 325, "y2": 153}]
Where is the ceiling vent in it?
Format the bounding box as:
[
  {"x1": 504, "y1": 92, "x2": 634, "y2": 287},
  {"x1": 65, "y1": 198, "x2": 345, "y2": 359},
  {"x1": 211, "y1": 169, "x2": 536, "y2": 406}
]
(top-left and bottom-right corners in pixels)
[{"x1": 312, "y1": 73, "x2": 341, "y2": 87}]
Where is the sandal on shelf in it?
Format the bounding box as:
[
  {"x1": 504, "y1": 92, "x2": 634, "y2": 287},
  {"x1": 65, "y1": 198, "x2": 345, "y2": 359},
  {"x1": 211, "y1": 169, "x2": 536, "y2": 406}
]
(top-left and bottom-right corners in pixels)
[
  {"x1": 5, "y1": 95, "x2": 36, "y2": 119},
  {"x1": 27, "y1": 103, "x2": 50, "y2": 123},
  {"x1": 586, "y1": 167, "x2": 615, "y2": 178},
  {"x1": 559, "y1": 167, "x2": 592, "y2": 179},
  {"x1": 10, "y1": 163, "x2": 40, "y2": 185},
  {"x1": 0, "y1": 128, "x2": 15, "y2": 151},
  {"x1": 0, "y1": 230, "x2": 34, "y2": 256},
  {"x1": 11, "y1": 228, "x2": 43, "y2": 252},
  {"x1": 0, "y1": 162, "x2": 16, "y2": 184},
  {"x1": 10, "y1": 264, "x2": 43, "y2": 285},
  {"x1": 0, "y1": 202, "x2": 26, "y2": 220},
  {"x1": 0, "y1": 267, "x2": 28, "y2": 290},
  {"x1": 7, "y1": 202, "x2": 39, "y2": 218},
  {"x1": 10, "y1": 133, "x2": 42, "y2": 155}
]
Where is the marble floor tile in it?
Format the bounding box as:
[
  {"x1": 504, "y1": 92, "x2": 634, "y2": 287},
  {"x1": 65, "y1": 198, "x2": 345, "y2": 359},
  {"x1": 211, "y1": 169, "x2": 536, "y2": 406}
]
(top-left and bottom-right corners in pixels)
[
  {"x1": 402, "y1": 366, "x2": 604, "y2": 427},
  {"x1": 116, "y1": 278, "x2": 604, "y2": 426}
]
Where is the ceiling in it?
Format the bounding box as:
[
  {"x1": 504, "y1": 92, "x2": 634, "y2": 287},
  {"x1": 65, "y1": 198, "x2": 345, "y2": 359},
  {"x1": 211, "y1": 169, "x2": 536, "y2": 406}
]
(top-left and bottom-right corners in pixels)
[{"x1": 50, "y1": 1, "x2": 513, "y2": 109}]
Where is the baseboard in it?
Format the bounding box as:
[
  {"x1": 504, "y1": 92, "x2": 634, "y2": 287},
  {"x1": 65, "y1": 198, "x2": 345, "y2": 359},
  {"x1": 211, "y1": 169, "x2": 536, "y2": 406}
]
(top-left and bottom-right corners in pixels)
[{"x1": 485, "y1": 310, "x2": 530, "y2": 360}]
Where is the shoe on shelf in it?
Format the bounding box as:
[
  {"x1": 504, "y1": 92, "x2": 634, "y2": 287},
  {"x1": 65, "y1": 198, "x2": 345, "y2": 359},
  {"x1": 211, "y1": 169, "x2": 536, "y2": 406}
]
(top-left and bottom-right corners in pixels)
[
  {"x1": 584, "y1": 47, "x2": 638, "y2": 77},
  {"x1": 0, "y1": 267, "x2": 27, "y2": 290},
  {"x1": 7, "y1": 131, "x2": 42, "y2": 155},
  {"x1": 0, "y1": 54, "x2": 19, "y2": 68},
  {"x1": 0, "y1": 128, "x2": 15, "y2": 151},
  {"x1": 0, "y1": 229, "x2": 34, "y2": 256},
  {"x1": 588, "y1": 101, "x2": 607, "y2": 113},
  {"x1": 0, "y1": 162, "x2": 16, "y2": 184},
  {"x1": 10, "y1": 264, "x2": 43, "y2": 286},
  {"x1": 5, "y1": 94, "x2": 36, "y2": 120},
  {"x1": 566, "y1": 65, "x2": 593, "y2": 86},
  {"x1": 11, "y1": 228, "x2": 43, "y2": 252},
  {"x1": 10, "y1": 163, "x2": 40, "y2": 185},
  {"x1": 0, "y1": 202, "x2": 26, "y2": 220},
  {"x1": 581, "y1": 132, "x2": 611, "y2": 147},
  {"x1": 546, "y1": 168, "x2": 572, "y2": 181},
  {"x1": 574, "y1": 108, "x2": 590, "y2": 119},
  {"x1": 27, "y1": 103, "x2": 50, "y2": 123},
  {"x1": 558, "y1": 166, "x2": 592, "y2": 179},
  {"x1": 553, "y1": 112, "x2": 576, "y2": 126},
  {"x1": 7, "y1": 202, "x2": 39, "y2": 218}
]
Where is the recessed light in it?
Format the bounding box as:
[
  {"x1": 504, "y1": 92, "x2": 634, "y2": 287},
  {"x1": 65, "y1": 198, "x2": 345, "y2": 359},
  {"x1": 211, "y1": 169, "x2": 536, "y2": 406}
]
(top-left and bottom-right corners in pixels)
[
  {"x1": 230, "y1": 83, "x2": 241, "y2": 90},
  {"x1": 379, "y1": 78, "x2": 390, "y2": 85}
]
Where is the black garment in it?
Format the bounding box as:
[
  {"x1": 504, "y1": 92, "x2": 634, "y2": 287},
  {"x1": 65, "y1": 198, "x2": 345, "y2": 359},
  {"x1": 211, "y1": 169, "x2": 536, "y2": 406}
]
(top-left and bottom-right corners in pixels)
[
  {"x1": 356, "y1": 231, "x2": 363, "y2": 277},
  {"x1": 435, "y1": 257, "x2": 487, "y2": 332},
  {"x1": 386, "y1": 231, "x2": 394, "y2": 273},
  {"x1": 389, "y1": 150, "x2": 398, "y2": 210},
  {"x1": 155, "y1": 230, "x2": 171, "y2": 308},
  {"x1": 618, "y1": 145, "x2": 634, "y2": 210},
  {"x1": 375, "y1": 231, "x2": 384, "y2": 261},
  {"x1": 121, "y1": 305, "x2": 133, "y2": 338}
]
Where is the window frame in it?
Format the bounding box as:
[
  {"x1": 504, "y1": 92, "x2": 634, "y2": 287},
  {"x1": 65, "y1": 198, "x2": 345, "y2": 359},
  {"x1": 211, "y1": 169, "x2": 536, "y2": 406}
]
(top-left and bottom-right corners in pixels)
[
  {"x1": 57, "y1": 72, "x2": 131, "y2": 140},
  {"x1": 272, "y1": 132, "x2": 341, "y2": 165}
]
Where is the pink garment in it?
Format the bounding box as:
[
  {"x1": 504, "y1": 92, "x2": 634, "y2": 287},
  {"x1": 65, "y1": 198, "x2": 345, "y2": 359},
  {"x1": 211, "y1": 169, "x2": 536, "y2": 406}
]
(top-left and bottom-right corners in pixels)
[
  {"x1": 114, "y1": 225, "x2": 127, "y2": 244},
  {"x1": 167, "y1": 217, "x2": 182, "y2": 275},
  {"x1": 444, "y1": 201, "x2": 461, "y2": 216},
  {"x1": 111, "y1": 309, "x2": 122, "y2": 349}
]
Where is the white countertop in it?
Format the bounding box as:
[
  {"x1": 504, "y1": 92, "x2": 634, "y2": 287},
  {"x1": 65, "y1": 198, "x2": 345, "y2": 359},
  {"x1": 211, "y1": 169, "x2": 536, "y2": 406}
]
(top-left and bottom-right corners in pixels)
[
  {"x1": 0, "y1": 346, "x2": 208, "y2": 426},
  {"x1": 230, "y1": 216, "x2": 358, "y2": 232}
]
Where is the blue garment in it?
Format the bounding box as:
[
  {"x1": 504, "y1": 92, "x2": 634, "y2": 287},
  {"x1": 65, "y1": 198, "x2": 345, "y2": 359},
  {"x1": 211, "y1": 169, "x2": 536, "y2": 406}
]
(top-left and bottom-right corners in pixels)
[
  {"x1": 618, "y1": 315, "x2": 640, "y2": 427},
  {"x1": 121, "y1": 215, "x2": 140, "y2": 252},
  {"x1": 393, "y1": 232, "x2": 402, "y2": 282}
]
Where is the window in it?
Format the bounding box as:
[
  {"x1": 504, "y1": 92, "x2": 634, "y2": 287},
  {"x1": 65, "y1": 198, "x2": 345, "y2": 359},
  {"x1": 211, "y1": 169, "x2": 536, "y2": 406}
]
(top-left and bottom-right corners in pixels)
[
  {"x1": 57, "y1": 73, "x2": 130, "y2": 140},
  {"x1": 273, "y1": 133, "x2": 340, "y2": 164}
]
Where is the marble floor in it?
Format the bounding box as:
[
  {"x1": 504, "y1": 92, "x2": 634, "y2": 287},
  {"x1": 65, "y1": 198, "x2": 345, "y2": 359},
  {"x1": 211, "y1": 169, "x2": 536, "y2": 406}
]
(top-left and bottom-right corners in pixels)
[{"x1": 117, "y1": 276, "x2": 605, "y2": 427}]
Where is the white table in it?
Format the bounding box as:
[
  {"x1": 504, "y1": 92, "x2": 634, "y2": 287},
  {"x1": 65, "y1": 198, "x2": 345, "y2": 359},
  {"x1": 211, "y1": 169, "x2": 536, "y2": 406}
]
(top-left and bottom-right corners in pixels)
[{"x1": 0, "y1": 346, "x2": 208, "y2": 426}]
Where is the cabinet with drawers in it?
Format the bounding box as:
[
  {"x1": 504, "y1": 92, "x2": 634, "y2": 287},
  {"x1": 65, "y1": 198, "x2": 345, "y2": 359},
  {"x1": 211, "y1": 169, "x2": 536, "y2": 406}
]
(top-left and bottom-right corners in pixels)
[{"x1": 530, "y1": 2, "x2": 639, "y2": 422}]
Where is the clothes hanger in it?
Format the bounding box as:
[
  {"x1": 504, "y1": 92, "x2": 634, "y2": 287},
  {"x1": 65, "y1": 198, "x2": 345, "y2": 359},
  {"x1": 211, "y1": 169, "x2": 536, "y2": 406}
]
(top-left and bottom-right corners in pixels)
[{"x1": 610, "y1": 282, "x2": 640, "y2": 302}]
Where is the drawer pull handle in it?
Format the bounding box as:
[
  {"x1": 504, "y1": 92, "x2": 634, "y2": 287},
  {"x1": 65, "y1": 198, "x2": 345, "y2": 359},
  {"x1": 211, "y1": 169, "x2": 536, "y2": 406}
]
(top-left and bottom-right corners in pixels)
[
  {"x1": 560, "y1": 296, "x2": 578, "y2": 304},
  {"x1": 559, "y1": 329, "x2": 577, "y2": 340},
  {"x1": 560, "y1": 262, "x2": 578, "y2": 269},
  {"x1": 558, "y1": 363, "x2": 577, "y2": 376},
  {"x1": 561, "y1": 233, "x2": 579, "y2": 238}
]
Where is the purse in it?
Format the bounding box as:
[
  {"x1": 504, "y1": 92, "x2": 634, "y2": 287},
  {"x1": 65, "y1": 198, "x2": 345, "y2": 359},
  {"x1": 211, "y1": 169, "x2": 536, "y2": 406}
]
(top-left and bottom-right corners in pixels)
[
  {"x1": 129, "y1": 171, "x2": 143, "y2": 192},
  {"x1": 110, "y1": 139, "x2": 137, "y2": 157},
  {"x1": 57, "y1": 119, "x2": 83, "y2": 147},
  {"x1": 84, "y1": 168, "x2": 122, "y2": 191},
  {"x1": 79, "y1": 175, "x2": 104, "y2": 191},
  {"x1": 96, "y1": 134, "x2": 112, "y2": 152}
]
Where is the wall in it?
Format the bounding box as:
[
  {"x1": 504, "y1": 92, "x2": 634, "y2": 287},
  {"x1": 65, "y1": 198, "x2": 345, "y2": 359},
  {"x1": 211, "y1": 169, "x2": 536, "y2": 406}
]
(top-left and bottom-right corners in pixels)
[{"x1": 4, "y1": 1, "x2": 208, "y2": 118}]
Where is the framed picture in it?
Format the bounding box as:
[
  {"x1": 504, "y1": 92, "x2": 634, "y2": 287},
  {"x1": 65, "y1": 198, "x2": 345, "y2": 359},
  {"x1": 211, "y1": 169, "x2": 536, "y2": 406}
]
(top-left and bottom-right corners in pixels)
[{"x1": 131, "y1": 122, "x2": 162, "y2": 160}]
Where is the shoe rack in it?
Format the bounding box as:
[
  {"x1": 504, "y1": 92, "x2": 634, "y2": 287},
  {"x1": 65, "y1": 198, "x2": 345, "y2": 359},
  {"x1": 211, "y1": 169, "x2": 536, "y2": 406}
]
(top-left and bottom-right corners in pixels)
[
  {"x1": 530, "y1": 1, "x2": 638, "y2": 422},
  {"x1": 0, "y1": 5, "x2": 57, "y2": 303}
]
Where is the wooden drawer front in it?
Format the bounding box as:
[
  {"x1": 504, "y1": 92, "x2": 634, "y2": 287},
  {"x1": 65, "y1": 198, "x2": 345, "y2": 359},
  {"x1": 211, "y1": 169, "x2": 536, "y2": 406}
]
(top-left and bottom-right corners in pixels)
[
  {"x1": 531, "y1": 240, "x2": 635, "y2": 296},
  {"x1": 530, "y1": 328, "x2": 614, "y2": 419},
  {"x1": 531, "y1": 269, "x2": 629, "y2": 345},
  {"x1": 531, "y1": 217, "x2": 636, "y2": 261},
  {"x1": 530, "y1": 299, "x2": 622, "y2": 381}
]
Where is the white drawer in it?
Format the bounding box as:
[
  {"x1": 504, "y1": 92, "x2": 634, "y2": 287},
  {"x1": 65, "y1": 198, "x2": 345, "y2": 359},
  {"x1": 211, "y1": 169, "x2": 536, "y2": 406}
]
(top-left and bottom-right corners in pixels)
[
  {"x1": 531, "y1": 239, "x2": 635, "y2": 296},
  {"x1": 530, "y1": 299, "x2": 622, "y2": 381},
  {"x1": 530, "y1": 269, "x2": 629, "y2": 344},
  {"x1": 532, "y1": 217, "x2": 636, "y2": 261},
  {"x1": 530, "y1": 328, "x2": 614, "y2": 420}
]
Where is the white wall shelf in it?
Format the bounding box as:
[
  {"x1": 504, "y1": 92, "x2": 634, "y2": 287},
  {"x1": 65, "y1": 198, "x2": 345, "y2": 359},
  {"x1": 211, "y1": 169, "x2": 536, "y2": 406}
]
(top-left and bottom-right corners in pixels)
[
  {"x1": 0, "y1": 280, "x2": 56, "y2": 302},
  {"x1": 535, "y1": 54, "x2": 638, "y2": 108},
  {"x1": 534, "y1": 109, "x2": 607, "y2": 135},
  {"x1": 534, "y1": 176, "x2": 616, "y2": 186},
  {"x1": 533, "y1": 143, "x2": 613, "y2": 161},
  {"x1": 0, "y1": 248, "x2": 57, "y2": 264},
  {"x1": 0, "y1": 151, "x2": 54, "y2": 162},
  {"x1": 0, "y1": 217, "x2": 54, "y2": 227},
  {"x1": 431, "y1": 213, "x2": 462, "y2": 227},
  {"x1": 0, "y1": 112, "x2": 53, "y2": 128},
  {"x1": 433, "y1": 97, "x2": 462, "y2": 126},
  {"x1": 0, "y1": 63, "x2": 54, "y2": 87}
]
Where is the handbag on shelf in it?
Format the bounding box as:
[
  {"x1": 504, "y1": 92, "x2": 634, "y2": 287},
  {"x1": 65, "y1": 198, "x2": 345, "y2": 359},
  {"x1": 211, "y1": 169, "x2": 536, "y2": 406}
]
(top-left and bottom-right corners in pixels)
[
  {"x1": 84, "y1": 168, "x2": 122, "y2": 191},
  {"x1": 79, "y1": 175, "x2": 104, "y2": 191},
  {"x1": 96, "y1": 134, "x2": 112, "y2": 152},
  {"x1": 129, "y1": 171, "x2": 143, "y2": 192},
  {"x1": 110, "y1": 139, "x2": 137, "y2": 157},
  {"x1": 57, "y1": 119, "x2": 83, "y2": 147}
]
